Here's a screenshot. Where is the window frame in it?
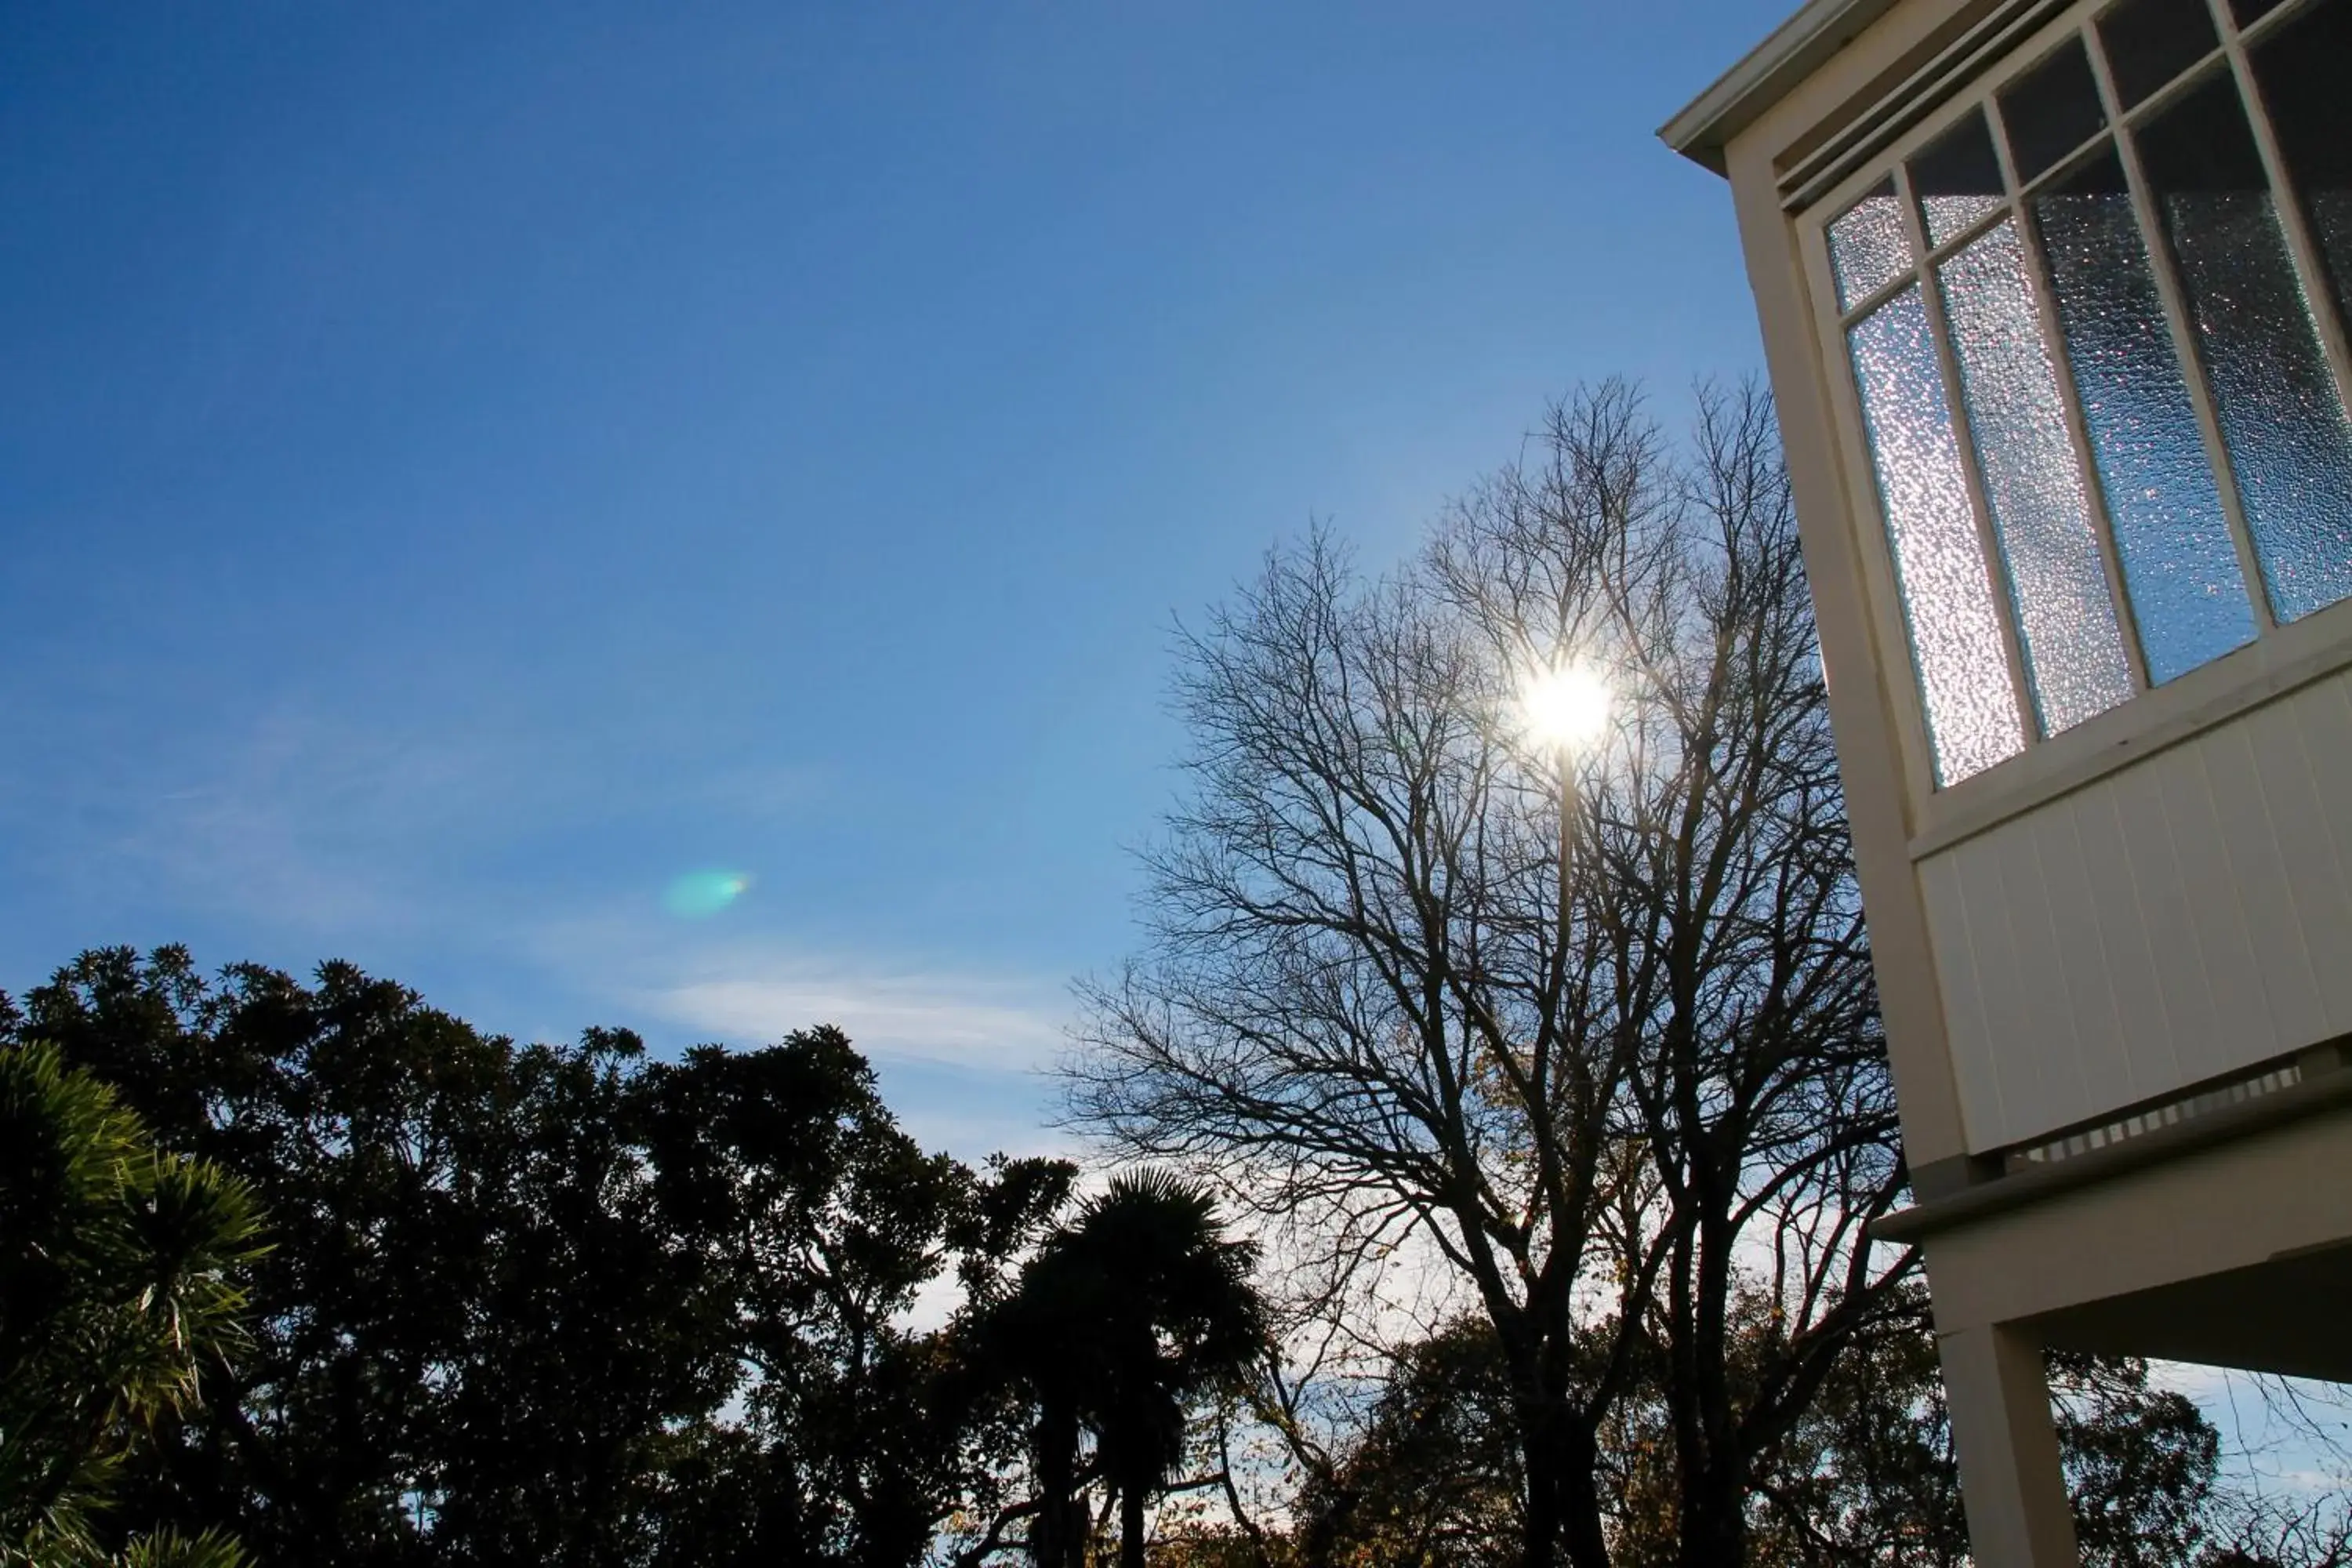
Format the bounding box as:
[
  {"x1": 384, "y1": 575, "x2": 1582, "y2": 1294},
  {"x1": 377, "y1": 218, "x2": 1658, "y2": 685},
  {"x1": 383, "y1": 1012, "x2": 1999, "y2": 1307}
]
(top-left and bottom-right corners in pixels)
[{"x1": 1798, "y1": 0, "x2": 2352, "y2": 853}]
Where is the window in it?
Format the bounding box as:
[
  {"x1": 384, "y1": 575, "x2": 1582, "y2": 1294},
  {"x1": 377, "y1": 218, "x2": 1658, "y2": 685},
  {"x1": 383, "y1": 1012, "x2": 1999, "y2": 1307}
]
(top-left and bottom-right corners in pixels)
[{"x1": 1821, "y1": 0, "x2": 2352, "y2": 786}]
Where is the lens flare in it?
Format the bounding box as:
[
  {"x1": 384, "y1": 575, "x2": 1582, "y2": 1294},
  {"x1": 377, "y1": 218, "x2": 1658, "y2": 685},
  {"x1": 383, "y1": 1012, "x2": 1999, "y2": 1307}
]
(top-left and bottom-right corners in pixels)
[{"x1": 664, "y1": 869, "x2": 751, "y2": 918}]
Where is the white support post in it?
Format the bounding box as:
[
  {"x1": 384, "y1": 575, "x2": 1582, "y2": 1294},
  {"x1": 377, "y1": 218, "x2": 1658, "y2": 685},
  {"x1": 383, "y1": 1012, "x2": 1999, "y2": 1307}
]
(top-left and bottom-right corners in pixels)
[{"x1": 1939, "y1": 1322, "x2": 2079, "y2": 1567}]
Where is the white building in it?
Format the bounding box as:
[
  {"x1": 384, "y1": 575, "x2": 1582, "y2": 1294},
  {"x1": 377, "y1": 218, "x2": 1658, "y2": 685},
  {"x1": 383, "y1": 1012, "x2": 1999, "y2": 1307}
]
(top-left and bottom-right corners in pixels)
[{"x1": 1667, "y1": 0, "x2": 2352, "y2": 1559}]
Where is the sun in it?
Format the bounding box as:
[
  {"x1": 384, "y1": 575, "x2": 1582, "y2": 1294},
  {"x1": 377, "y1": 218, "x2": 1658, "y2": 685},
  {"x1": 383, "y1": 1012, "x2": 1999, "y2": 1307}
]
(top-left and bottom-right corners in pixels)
[{"x1": 1518, "y1": 662, "x2": 1612, "y2": 753}]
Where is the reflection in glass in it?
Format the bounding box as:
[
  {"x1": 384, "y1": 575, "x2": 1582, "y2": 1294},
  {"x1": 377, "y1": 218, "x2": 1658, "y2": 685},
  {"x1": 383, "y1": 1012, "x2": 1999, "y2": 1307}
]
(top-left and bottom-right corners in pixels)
[
  {"x1": 2032, "y1": 149, "x2": 2256, "y2": 681},
  {"x1": 2140, "y1": 72, "x2": 2352, "y2": 622},
  {"x1": 2252, "y1": 0, "x2": 2352, "y2": 354},
  {"x1": 2098, "y1": 0, "x2": 2219, "y2": 109},
  {"x1": 2001, "y1": 38, "x2": 2109, "y2": 183},
  {"x1": 1940, "y1": 222, "x2": 2136, "y2": 733},
  {"x1": 1913, "y1": 111, "x2": 2008, "y2": 246},
  {"x1": 1849, "y1": 288, "x2": 2027, "y2": 783},
  {"x1": 1831, "y1": 181, "x2": 1911, "y2": 309}
]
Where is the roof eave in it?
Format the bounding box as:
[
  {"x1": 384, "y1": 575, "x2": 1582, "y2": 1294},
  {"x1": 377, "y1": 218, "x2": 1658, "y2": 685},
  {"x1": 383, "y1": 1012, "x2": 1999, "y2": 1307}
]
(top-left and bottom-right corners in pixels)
[{"x1": 1658, "y1": 0, "x2": 1904, "y2": 175}]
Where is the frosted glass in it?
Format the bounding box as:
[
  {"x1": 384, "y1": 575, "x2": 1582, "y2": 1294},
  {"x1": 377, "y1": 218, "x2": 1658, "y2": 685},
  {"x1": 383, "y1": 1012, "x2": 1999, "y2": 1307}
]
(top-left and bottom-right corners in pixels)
[
  {"x1": 2032, "y1": 150, "x2": 2256, "y2": 683},
  {"x1": 2252, "y1": 1, "x2": 2352, "y2": 507},
  {"x1": 2140, "y1": 73, "x2": 2352, "y2": 622},
  {"x1": 1849, "y1": 287, "x2": 2027, "y2": 783},
  {"x1": 1940, "y1": 221, "x2": 2135, "y2": 735},
  {"x1": 1831, "y1": 181, "x2": 1911, "y2": 310},
  {"x1": 1913, "y1": 112, "x2": 2007, "y2": 248}
]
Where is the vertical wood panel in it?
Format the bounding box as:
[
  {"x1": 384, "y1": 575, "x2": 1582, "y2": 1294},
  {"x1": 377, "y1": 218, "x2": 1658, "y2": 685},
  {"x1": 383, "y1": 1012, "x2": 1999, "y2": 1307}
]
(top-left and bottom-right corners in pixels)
[
  {"x1": 1994, "y1": 818, "x2": 2091, "y2": 1132},
  {"x1": 2107, "y1": 754, "x2": 2226, "y2": 1090},
  {"x1": 1920, "y1": 851, "x2": 2004, "y2": 1146},
  {"x1": 2152, "y1": 740, "x2": 2278, "y2": 1082},
  {"x1": 2199, "y1": 718, "x2": 2327, "y2": 1047},
  {"x1": 2070, "y1": 786, "x2": 2179, "y2": 1096},
  {"x1": 1922, "y1": 673, "x2": 2352, "y2": 1152},
  {"x1": 1957, "y1": 837, "x2": 2031, "y2": 1142},
  {"x1": 2038, "y1": 804, "x2": 2133, "y2": 1105},
  {"x1": 2241, "y1": 688, "x2": 2352, "y2": 1036},
  {"x1": 2285, "y1": 673, "x2": 2352, "y2": 1035}
]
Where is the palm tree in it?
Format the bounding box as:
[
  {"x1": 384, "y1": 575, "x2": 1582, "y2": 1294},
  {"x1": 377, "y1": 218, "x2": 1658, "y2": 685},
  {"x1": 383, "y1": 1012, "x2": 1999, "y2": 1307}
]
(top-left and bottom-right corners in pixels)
[
  {"x1": 0, "y1": 1042, "x2": 265, "y2": 1568},
  {"x1": 981, "y1": 1170, "x2": 1267, "y2": 1568}
]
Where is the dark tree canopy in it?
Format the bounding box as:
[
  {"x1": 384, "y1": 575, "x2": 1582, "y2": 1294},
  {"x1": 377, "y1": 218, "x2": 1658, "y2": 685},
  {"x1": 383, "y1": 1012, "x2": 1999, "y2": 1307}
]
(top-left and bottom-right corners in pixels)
[
  {"x1": 1287, "y1": 1307, "x2": 2260, "y2": 1568},
  {"x1": 975, "y1": 1170, "x2": 1268, "y2": 1568},
  {"x1": 1296, "y1": 1319, "x2": 1528, "y2": 1567},
  {"x1": 2, "y1": 946, "x2": 1072, "y2": 1568}
]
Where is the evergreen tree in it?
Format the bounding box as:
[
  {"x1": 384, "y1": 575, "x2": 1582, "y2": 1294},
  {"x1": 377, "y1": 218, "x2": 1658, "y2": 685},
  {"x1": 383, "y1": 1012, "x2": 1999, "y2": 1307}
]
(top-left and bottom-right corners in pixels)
[
  {"x1": 980, "y1": 1171, "x2": 1267, "y2": 1568},
  {"x1": 0, "y1": 1040, "x2": 262, "y2": 1568}
]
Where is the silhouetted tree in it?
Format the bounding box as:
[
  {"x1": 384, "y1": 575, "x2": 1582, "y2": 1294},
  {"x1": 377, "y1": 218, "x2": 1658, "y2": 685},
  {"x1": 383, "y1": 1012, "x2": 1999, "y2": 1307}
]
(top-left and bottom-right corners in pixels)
[
  {"x1": 637, "y1": 1030, "x2": 1073, "y2": 1563},
  {"x1": 1295, "y1": 1301, "x2": 2266, "y2": 1568},
  {"x1": 1068, "y1": 383, "x2": 1910, "y2": 1567},
  {"x1": 978, "y1": 1170, "x2": 1267, "y2": 1568},
  {"x1": 1297, "y1": 1320, "x2": 1526, "y2": 1567},
  {"x1": 5, "y1": 946, "x2": 1070, "y2": 1568}
]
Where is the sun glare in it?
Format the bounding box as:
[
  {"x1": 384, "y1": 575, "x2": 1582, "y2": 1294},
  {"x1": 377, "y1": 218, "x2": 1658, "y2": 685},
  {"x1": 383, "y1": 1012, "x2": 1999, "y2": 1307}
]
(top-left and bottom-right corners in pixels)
[{"x1": 1518, "y1": 662, "x2": 1612, "y2": 754}]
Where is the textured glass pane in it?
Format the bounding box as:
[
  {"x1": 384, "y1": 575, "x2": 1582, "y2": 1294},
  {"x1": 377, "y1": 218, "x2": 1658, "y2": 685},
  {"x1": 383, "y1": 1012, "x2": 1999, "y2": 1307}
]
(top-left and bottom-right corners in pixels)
[
  {"x1": 1831, "y1": 181, "x2": 1911, "y2": 309},
  {"x1": 2032, "y1": 149, "x2": 2256, "y2": 682},
  {"x1": 2098, "y1": 0, "x2": 2219, "y2": 109},
  {"x1": 1913, "y1": 111, "x2": 2007, "y2": 247},
  {"x1": 2252, "y1": 0, "x2": 2352, "y2": 337},
  {"x1": 1940, "y1": 221, "x2": 2136, "y2": 734},
  {"x1": 2002, "y1": 38, "x2": 2109, "y2": 183},
  {"x1": 2140, "y1": 72, "x2": 2352, "y2": 621},
  {"x1": 1848, "y1": 288, "x2": 2026, "y2": 783}
]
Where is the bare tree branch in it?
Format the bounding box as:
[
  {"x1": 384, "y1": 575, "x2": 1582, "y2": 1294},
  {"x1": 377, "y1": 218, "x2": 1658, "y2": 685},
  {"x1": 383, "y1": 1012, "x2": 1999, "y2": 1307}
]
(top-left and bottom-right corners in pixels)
[{"x1": 1066, "y1": 382, "x2": 1915, "y2": 1568}]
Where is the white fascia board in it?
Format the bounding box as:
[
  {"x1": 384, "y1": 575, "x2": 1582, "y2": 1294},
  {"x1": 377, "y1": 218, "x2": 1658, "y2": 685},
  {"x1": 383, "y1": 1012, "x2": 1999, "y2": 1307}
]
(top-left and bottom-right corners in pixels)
[{"x1": 1658, "y1": 0, "x2": 1904, "y2": 174}]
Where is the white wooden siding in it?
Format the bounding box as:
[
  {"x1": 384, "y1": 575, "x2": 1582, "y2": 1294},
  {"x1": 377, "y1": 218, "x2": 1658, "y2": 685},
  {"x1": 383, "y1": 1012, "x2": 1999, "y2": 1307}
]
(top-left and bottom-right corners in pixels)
[{"x1": 1920, "y1": 670, "x2": 2352, "y2": 1152}]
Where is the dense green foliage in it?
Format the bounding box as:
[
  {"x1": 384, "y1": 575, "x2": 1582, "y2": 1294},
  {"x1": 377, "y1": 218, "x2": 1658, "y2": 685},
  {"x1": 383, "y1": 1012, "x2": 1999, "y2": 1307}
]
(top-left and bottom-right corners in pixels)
[
  {"x1": 0, "y1": 1038, "x2": 262, "y2": 1568},
  {"x1": 1, "y1": 947, "x2": 1073, "y2": 1568}
]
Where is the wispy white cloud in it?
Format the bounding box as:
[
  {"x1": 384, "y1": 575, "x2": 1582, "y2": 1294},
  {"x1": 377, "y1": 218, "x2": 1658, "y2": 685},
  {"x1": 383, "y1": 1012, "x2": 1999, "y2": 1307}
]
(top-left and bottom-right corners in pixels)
[
  {"x1": 637, "y1": 962, "x2": 1067, "y2": 1074},
  {"x1": 7, "y1": 693, "x2": 1085, "y2": 1163},
  {"x1": 553, "y1": 931, "x2": 1083, "y2": 1163}
]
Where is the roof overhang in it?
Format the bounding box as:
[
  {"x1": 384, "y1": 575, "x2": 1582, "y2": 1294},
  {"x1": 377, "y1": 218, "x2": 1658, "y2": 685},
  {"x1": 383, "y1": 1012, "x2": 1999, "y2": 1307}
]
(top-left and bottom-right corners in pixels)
[{"x1": 1658, "y1": 0, "x2": 1904, "y2": 174}]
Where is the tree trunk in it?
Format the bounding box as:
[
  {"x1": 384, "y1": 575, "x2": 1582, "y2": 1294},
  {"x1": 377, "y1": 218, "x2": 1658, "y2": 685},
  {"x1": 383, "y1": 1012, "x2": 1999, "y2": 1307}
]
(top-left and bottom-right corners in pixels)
[
  {"x1": 1513, "y1": 1352, "x2": 1563, "y2": 1568},
  {"x1": 1121, "y1": 1480, "x2": 1148, "y2": 1568},
  {"x1": 1674, "y1": 1457, "x2": 1745, "y2": 1568},
  {"x1": 1671, "y1": 1356, "x2": 1748, "y2": 1568},
  {"x1": 1035, "y1": 1403, "x2": 1079, "y2": 1568},
  {"x1": 1671, "y1": 1208, "x2": 1745, "y2": 1568},
  {"x1": 1557, "y1": 1417, "x2": 1614, "y2": 1568},
  {"x1": 1519, "y1": 1396, "x2": 1613, "y2": 1568},
  {"x1": 1523, "y1": 1439, "x2": 1562, "y2": 1568}
]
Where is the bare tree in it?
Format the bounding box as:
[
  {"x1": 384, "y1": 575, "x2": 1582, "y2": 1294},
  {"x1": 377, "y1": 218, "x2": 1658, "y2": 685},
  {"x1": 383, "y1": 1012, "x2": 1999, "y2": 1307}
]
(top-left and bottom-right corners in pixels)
[{"x1": 1066, "y1": 382, "x2": 1917, "y2": 1568}]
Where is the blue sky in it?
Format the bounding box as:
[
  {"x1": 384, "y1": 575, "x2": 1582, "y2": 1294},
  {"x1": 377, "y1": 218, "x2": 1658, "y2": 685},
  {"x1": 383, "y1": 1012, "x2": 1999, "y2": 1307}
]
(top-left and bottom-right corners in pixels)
[{"x1": 0, "y1": 0, "x2": 1773, "y2": 1158}]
